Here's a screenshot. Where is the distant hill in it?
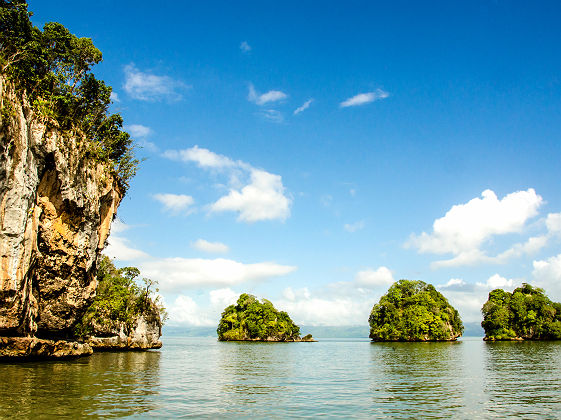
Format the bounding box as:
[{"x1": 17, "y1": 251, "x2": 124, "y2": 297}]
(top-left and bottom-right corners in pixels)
[
  {"x1": 462, "y1": 322, "x2": 484, "y2": 337},
  {"x1": 163, "y1": 324, "x2": 484, "y2": 339}
]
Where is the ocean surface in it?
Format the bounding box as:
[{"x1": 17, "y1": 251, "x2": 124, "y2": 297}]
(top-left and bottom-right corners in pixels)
[{"x1": 1, "y1": 336, "x2": 561, "y2": 418}]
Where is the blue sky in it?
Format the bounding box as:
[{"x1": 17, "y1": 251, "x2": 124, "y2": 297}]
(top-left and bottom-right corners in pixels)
[{"x1": 31, "y1": 1, "x2": 561, "y2": 326}]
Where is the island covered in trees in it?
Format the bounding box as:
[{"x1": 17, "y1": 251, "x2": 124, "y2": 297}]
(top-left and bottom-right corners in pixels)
[
  {"x1": 369, "y1": 280, "x2": 464, "y2": 342},
  {"x1": 217, "y1": 294, "x2": 314, "y2": 342},
  {"x1": 481, "y1": 284, "x2": 561, "y2": 341}
]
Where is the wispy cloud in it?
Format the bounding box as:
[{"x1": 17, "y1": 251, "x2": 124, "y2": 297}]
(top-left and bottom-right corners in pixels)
[
  {"x1": 110, "y1": 91, "x2": 120, "y2": 102},
  {"x1": 293, "y1": 99, "x2": 313, "y2": 115},
  {"x1": 191, "y1": 239, "x2": 229, "y2": 254},
  {"x1": 340, "y1": 89, "x2": 389, "y2": 108},
  {"x1": 125, "y1": 124, "x2": 153, "y2": 138},
  {"x1": 124, "y1": 63, "x2": 187, "y2": 101},
  {"x1": 259, "y1": 109, "x2": 284, "y2": 123},
  {"x1": 248, "y1": 83, "x2": 287, "y2": 105},
  {"x1": 153, "y1": 193, "x2": 195, "y2": 214},
  {"x1": 344, "y1": 220, "x2": 365, "y2": 233},
  {"x1": 240, "y1": 41, "x2": 251, "y2": 53}
]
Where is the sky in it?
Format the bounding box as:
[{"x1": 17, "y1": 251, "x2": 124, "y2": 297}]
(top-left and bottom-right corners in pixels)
[{"x1": 30, "y1": 1, "x2": 561, "y2": 327}]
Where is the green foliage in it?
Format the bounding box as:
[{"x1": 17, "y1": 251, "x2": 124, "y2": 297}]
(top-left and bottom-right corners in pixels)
[
  {"x1": 74, "y1": 256, "x2": 167, "y2": 338},
  {"x1": 0, "y1": 0, "x2": 137, "y2": 192},
  {"x1": 369, "y1": 280, "x2": 464, "y2": 341},
  {"x1": 481, "y1": 283, "x2": 561, "y2": 340},
  {"x1": 217, "y1": 294, "x2": 301, "y2": 341}
]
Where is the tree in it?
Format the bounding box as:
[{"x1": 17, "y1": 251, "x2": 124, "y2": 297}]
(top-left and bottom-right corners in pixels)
[
  {"x1": 0, "y1": 0, "x2": 137, "y2": 192},
  {"x1": 217, "y1": 294, "x2": 302, "y2": 341},
  {"x1": 481, "y1": 283, "x2": 561, "y2": 340},
  {"x1": 369, "y1": 280, "x2": 463, "y2": 342}
]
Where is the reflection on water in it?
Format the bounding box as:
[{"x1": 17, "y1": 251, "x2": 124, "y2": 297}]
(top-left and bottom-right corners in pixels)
[
  {"x1": 1, "y1": 337, "x2": 561, "y2": 418},
  {"x1": 369, "y1": 341, "x2": 468, "y2": 417},
  {"x1": 0, "y1": 350, "x2": 161, "y2": 418},
  {"x1": 483, "y1": 341, "x2": 561, "y2": 418}
]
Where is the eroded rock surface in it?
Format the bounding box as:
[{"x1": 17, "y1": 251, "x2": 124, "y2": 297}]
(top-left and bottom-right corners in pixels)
[{"x1": 0, "y1": 77, "x2": 121, "y2": 357}]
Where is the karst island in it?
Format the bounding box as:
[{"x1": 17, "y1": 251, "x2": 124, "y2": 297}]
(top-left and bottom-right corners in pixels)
[
  {"x1": 481, "y1": 283, "x2": 561, "y2": 341},
  {"x1": 369, "y1": 280, "x2": 464, "y2": 342},
  {"x1": 217, "y1": 294, "x2": 314, "y2": 342},
  {"x1": 0, "y1": 1, "x2": 164, "y2": 359}
]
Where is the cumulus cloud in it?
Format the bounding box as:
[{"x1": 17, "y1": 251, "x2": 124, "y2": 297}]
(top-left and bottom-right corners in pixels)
[
  {"x1": 437, "y1": 274, "x2": 517, "y2": 322},
  {"x1": 340, "y1": 89, "x2": 389, "y2": 108},
  {"x1": 344, "y1": 220, "x2": 365, "y2": 233},
  {"x1": 153, "y1": 193, "x2": 195, "y2": 214},
  {"x1": 211, "y1": 169, "x2": 291, "y2": 222},
  {"x1": 533, "y1": 253, "x2": 561, "y2": 301},
  {"x1": 164, "y1": 146, "x2": 291, "y2": 223},
  {"x1": 104, "y1": 220, "x2": 148, "y2": 261},
  {"x1": 293, "y1": 99, "x2": 313, "y2": 115},
  {"x1": 191, "y1": 239, "x2": 229, "y2": 254},
  {"x1": 407, "y1": 189, "x2": 544, "y2": 268},
  {"x1": 139, "y1": 257, "x2": 296, "y2": 290},
  {"x1": 355, "y1": 267, "x2": 394, "y2": 288},
  {"x1": 248, "y1": 83, "x2": 287, "y2": 105},
  {"x1": 124, "y1": 63, "x2": 187, "y2": 101},
  {"x1": 166, "y1": 288, "x2": 240, "y2": 327}
]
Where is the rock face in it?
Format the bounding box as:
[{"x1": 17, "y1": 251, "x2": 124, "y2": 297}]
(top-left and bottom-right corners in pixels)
[
  {"x1": 0, "y1": 77, "x2": 121, "y2": 356},
  {"x1": 87, "y1": 307, "x2": 163, "y2": 351}
]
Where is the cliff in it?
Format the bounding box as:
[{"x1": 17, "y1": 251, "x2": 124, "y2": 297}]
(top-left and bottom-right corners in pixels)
[{"x1": 0, "y1": 76, "x2": 122, "y2": 357}]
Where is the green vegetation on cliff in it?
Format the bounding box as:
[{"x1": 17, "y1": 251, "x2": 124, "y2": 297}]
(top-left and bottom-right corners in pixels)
[
  {"x1": 481, "y1": 284, "x2": 561, "y2": 340},
  {"x1": 74, "y1": 256, "x2": 167, "y2": 339},
  {"x1": 0, "y1": 0, "x2": 137, "y2": 191},
  {"x1": 369, "y1": 280, "x2": 464, "y2": 341},
  {"x1": 217, "y1": 294, "x2": 302, "y2": 341}
]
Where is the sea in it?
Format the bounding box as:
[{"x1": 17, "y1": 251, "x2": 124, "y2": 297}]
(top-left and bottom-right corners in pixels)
[{"x1": 1, "y1": 336, "x2": 561, "y2": 418}]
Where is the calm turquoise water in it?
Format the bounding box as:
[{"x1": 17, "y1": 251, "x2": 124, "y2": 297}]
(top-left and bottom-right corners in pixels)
[{"x1": 1, "y1": 337, "x2": 561, "y2": 418}]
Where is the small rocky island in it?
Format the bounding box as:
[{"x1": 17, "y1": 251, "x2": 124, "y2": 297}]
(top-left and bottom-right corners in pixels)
[
  {"x1": 369, "y1": 280, "x2": 464, "y2": 342},
  {"x1": 217, "y1": 294, "x2": 314, "y2": 342},
  {"x1": 481, "y1": 283, "x2": 561, "y2": 341}
]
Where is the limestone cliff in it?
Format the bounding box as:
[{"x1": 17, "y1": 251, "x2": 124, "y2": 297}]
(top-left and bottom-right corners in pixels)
[{"x1": 0, "y1": 76, "x2": 120, "y2": 356}]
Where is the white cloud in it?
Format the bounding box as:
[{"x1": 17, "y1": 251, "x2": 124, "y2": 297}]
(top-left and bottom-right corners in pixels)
[
  {"x1": 162, "y1": 145, "x2": 237, "y2": 170},
  {"x1": 476, "y1": 273, "x2": 515, "y2": 290},
  {"x1": 125, "y1": 124, "x2": 153, "y2": 138},
  {"x1": 123, "y1": 63, "x2": 186, "y2": 101},
  {"x1": 139, "y1": 257, "x2": 296, "y2": 290},
  {"x1": 259, "y1": 109, "x2": 284, "y2": 123},
  {"x1": 209, "y1": 288, "x2": 238, "y2": 308},
  {"x1": 533, "y1": 253, "x2": 561, "y2": 301},
  {"x1": 293, "y1": 99, "x2": 313, "y2": 115},
  {"x1": 210, "y1": 169, "x2": 291, "y2": 222},
  {"x1": 344, "y1": 220, "x2": 365, "y2": 233},
  {"x1": 546, "y1": 212, "x2": 561, "y2": 235},
  {"x1": 408, "y1": 189, "x2": 543, "y2": 268},
  {"x1": 103, "y1": 220, "x2": 148, "y2": 261},
  {"x1": 192, "y1": 239, "x2": 229, "y2": 254},
  {"x1": 110, "y1": 91, "x2": 120, "y2": 102},
  {"x1": 248, "y1": 83, "x2": 287, "y2": 105},
  {"x1": 355, "y1": 267, "x2": 394, "y2": 288},
  {"x1": 240, "y1": 41, "x2": 251, "y2": 53},
  {"x1": 164, "y1": 146, "x2": 292, "y2": 223},
  {"x1": 437, "y1": 274, "x2": 517, "y2": 322},
  {"x1": 166, "y1": 295, "x2": 214, "y2": 327},
  {"x1": 340, "y1": 89, "x2": 389, "y2": 108},
  {"x1": 153, "y1": 193, "x2": 195, "y2": 214}
]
